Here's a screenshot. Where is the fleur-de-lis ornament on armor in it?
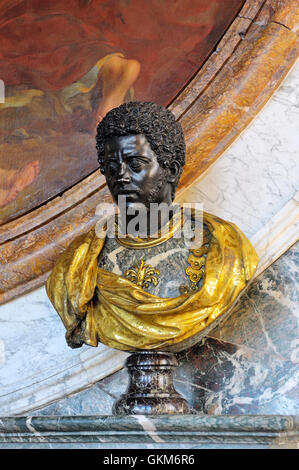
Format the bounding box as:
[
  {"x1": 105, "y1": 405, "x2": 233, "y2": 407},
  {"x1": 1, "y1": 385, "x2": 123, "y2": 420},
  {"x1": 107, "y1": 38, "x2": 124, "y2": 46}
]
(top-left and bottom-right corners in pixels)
[{"x1": 124, "y1": 259, "x2": 160, "y2": 289}]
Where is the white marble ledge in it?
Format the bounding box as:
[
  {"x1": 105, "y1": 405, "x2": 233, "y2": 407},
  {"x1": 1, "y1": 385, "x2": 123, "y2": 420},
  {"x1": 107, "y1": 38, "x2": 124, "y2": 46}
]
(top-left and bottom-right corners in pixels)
[{"x1": 178, "y1": 60, "x2": 299, "y2": 240}]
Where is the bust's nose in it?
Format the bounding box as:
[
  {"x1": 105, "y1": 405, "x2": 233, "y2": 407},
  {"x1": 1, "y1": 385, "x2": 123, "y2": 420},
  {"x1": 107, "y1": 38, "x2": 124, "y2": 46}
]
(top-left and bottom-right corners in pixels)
[{"x1": 117, "y1": 161, "x2": 131, "y2": 184}]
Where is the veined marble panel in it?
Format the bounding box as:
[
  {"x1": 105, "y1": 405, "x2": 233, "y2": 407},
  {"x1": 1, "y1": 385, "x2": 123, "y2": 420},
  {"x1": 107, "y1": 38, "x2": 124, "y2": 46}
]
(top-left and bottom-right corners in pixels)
[
  {"x1": 0, "y1": 287, "x2": 127, "y2": 415},
  {"x1": 178, "y1": 61, "x2": 299, "y2": 239},
  {"x1": 0, "y1": 62, "x2": 298, "y2": 416}
]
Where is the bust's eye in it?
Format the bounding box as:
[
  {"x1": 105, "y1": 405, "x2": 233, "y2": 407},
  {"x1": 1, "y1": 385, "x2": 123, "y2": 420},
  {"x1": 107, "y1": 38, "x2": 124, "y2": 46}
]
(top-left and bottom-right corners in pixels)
[{"x1": 129, "y1": 158, "x2": 144, "y2": 170}]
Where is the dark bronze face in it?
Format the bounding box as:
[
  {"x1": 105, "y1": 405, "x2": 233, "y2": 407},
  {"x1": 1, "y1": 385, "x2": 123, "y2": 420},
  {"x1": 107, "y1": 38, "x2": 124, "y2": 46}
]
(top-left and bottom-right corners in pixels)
[{"x1": 103, "y1": 134, "x2": 173, "y2": 209}]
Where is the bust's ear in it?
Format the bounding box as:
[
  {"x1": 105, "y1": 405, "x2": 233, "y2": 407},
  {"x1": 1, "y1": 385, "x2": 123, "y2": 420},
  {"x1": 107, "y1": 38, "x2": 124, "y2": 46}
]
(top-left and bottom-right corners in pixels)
[{"x1": 167, "y1": 160, "x2": 181, "y2": 184}]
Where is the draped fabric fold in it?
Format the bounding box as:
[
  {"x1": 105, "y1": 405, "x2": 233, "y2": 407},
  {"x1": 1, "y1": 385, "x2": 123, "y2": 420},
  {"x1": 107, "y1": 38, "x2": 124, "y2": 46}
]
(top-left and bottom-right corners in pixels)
[{"x1": 46, "y1": 212, "x2": 259, "y2": 351}]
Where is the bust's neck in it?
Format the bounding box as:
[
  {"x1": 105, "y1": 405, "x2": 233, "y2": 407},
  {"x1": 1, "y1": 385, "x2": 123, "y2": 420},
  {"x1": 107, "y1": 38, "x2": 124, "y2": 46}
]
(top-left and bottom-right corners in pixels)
[{"x1": 118, "y1": 203, "x2": 178, "y2": 238}]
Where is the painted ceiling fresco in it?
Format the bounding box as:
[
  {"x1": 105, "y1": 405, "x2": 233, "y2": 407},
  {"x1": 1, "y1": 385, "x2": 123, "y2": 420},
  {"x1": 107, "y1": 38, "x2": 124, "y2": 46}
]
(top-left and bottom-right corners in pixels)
[{"x1": 0, "y1": 0, "x2": 244, "y2": 224}]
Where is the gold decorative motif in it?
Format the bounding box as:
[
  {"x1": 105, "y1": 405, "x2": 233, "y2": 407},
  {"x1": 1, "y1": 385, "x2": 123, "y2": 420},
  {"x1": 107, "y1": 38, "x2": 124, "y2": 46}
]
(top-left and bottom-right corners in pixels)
[
  {"x1": 180, "y1": 228, "x2": 211, "y2": 294},
  {"x1": 124, "y1": 259, "x2": 160, "y2": 289},
  {"x1": 115, "y1": 209, "x2": 184, "y2": 249}
]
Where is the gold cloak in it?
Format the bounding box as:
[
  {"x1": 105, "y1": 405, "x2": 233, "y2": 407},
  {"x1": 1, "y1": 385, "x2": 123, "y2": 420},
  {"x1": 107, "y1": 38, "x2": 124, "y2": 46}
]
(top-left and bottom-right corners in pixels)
[{"x1": 46, "y1": 212, "x2": 259, "y2": 351}]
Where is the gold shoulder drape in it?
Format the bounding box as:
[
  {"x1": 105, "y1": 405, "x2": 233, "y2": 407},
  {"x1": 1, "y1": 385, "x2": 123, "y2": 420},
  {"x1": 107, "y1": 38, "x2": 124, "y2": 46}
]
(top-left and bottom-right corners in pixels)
[{"x1": 46, "y1": 212, "x2": 259, "y2": 351}]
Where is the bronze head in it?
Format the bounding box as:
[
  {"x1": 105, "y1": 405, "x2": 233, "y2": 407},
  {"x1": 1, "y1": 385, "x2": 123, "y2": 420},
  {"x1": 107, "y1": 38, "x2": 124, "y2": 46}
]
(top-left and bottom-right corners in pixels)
[{"x1": 96, "y1": 102, "x2": 186, "y2": 209}]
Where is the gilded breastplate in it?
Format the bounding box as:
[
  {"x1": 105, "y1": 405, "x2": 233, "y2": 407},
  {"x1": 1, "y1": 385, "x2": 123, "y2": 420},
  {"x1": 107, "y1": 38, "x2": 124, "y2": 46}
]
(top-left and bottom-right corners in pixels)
[{"x1": 98, "y1": 220, "x2": 211, "y2": 298}]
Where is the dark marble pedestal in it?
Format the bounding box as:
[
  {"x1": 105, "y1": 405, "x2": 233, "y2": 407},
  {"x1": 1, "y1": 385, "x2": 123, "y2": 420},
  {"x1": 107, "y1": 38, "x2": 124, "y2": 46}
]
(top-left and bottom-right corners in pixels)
[{"x1": 113, "y1": 352, "x2": 190, "y2": 415}]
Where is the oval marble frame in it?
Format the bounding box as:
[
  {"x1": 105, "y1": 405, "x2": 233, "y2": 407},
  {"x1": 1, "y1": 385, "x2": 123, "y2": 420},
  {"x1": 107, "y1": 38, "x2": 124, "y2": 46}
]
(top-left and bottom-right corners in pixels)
[{"x1": 0, "y1": 0, "x2": 298, "y2": 305}]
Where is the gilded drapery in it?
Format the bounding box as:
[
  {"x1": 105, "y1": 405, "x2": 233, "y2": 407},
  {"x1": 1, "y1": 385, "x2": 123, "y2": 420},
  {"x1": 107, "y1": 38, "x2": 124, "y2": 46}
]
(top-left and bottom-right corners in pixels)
[{"x1": 46, "y1": 211, "x2": 259, "y2": 351}]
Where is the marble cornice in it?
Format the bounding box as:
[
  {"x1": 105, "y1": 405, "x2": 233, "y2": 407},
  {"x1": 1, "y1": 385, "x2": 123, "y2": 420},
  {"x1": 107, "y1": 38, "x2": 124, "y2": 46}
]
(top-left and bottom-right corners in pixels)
[
  {"x1": 0, "y1": 415, "x2": 298, "y2": 447},
  {"x1": 252, "y1": 190, "x2": 299, "y2": 276}
]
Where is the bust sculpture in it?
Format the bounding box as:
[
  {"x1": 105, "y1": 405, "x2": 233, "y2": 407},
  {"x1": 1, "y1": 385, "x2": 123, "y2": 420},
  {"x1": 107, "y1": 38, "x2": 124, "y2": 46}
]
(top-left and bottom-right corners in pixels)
[{"x1": 46, "y1": 102, "x2": 259, "y2": 413}]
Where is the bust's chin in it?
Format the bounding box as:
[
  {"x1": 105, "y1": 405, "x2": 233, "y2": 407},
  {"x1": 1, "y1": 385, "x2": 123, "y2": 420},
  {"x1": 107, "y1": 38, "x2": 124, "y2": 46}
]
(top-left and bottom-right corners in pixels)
[
  {"x1": 118, "y1": 199, "x2": 148, "y2": 212},
  {"x1": 113, "y1": 192, "x2": 141, "y2": 206}
]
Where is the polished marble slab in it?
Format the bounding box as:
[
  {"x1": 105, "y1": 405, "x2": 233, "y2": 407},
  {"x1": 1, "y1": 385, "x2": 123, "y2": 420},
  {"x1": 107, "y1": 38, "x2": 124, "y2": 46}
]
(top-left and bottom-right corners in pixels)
[
  {"x1": 177, "y1": 242, "x2": 298, "y2": 415},
  {"x1": 0, "y1": 415, "x2": 298, "y2": 449}
]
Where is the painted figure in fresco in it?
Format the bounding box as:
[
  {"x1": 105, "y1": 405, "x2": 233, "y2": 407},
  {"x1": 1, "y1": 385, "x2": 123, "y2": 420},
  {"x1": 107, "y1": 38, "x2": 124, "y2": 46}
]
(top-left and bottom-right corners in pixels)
[
  {"x1": 46, "y1": 102, "x2": 259, "y2": 353},
  {"x1": 0, "y1": 161, "x2": 40, "y2": 208},
  {"x1": 0, "y1": 0, "x2": 243, "y2": 219},
  {"x1": 0, "y1": 50, "x2": 139, "y2": 211},
  {"x1": 0, "y1": 48, "x2": 140, "y2": 212}
]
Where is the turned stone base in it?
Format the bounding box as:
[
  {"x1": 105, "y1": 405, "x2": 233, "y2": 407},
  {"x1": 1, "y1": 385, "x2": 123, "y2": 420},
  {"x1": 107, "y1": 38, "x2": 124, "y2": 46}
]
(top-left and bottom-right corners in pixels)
[{"x1": 113, "y1": 351, "x2": 189, "y2": 415}]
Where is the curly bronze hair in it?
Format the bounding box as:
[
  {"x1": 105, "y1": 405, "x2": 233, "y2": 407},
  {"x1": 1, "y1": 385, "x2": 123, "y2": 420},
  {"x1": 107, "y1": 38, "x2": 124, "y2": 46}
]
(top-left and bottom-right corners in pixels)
[{"x1": 96, "y1": 101, "x2": 186, "y2": 198}]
